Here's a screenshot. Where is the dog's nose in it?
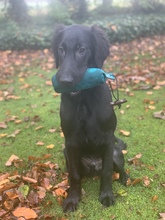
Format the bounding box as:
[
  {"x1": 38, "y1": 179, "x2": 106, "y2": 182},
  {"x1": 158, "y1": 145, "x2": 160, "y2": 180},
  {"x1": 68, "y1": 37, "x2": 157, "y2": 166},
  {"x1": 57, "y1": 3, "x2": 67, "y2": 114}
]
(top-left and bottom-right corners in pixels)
[{"x1": 60, "y1": 79, "x2": 73, "y2": 86}]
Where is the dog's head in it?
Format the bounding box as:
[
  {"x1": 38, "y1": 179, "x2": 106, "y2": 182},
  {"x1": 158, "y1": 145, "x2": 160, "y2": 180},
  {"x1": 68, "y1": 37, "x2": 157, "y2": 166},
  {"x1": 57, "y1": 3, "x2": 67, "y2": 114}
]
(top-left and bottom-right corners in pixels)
[{"x1": 52, "y1": 24, "x2": 110, "y2": 87}]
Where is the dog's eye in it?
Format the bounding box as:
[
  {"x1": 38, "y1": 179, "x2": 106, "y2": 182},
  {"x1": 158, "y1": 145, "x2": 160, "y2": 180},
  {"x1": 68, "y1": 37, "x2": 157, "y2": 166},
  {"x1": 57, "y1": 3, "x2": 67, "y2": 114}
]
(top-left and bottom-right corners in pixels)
[
  {"x1": 58, "y1": 47, "x2": 64, "y2": 53},
  {"x1": 79, "y1": 47, "x2": 86, "y2": 54}
]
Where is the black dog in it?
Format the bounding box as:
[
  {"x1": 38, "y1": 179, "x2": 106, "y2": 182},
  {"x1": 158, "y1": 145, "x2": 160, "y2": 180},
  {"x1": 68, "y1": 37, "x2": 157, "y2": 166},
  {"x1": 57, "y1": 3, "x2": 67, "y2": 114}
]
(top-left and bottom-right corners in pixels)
[{"x1": 53, "y1": 24, "x2": 128, "y2": 212}]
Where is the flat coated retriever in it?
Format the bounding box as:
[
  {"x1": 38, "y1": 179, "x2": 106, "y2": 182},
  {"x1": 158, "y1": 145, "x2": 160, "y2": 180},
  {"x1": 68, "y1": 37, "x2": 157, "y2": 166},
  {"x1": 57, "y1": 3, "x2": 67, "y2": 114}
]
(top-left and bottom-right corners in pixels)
[{"x1": 53, "y1": 24, "x2": 128, "y2": 212}]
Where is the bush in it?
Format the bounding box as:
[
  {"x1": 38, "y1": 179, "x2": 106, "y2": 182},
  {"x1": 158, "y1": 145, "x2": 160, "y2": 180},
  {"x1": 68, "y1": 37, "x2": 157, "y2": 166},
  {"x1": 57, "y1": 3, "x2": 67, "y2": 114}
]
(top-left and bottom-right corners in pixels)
[
  {"x1": 0, "y1": 21, "x2": 53, "y2": 50},
  {"x1": 87, "y1": 14, "x2": 165, "y2": 43},
  {"x1": 0, "y1": 14, "x2": 165, "y2": 50}
]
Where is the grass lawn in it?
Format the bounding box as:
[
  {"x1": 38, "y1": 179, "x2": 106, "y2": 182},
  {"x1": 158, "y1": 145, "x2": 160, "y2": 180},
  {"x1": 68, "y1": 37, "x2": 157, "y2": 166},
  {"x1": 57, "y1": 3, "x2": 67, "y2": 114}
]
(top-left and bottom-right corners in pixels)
[{"x1": 0, "y1": 37, "x2": 165, "y2": 219}]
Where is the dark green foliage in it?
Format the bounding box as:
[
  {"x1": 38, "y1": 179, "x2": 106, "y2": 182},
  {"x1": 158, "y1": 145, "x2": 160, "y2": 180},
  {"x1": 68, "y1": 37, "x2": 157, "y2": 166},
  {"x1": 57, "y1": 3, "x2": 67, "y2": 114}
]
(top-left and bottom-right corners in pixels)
[
  {"x1": 0, "y1": 21, "x2": 53, "y2": 50},
  {"x1": 87, "y1": 14, "x2": 165, "y2": 43},
  {"x1": 0, "y1": 14, "x2": 165, "y2": 50}
]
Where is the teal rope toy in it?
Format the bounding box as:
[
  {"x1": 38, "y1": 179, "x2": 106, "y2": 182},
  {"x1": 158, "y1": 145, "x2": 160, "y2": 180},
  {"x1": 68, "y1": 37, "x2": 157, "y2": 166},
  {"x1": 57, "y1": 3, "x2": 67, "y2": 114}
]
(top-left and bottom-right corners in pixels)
[
  {"x1": 52, "y1": 68, "x2": 127, "y2": 108},
  {"x1": 52, "y1": 68, "x2": 115, "y2": 93}
]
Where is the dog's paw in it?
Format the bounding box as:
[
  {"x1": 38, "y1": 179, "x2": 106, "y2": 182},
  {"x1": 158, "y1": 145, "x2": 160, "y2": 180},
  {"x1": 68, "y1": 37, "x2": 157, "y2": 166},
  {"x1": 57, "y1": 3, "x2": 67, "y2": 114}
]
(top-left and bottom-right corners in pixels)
[
  {"x1": 118, "y1": 173, "x2": 129, "y2": 186},
  {"x1": 62, "y1": 196, "x2": 80, "y2": 212},
  {"x1": 99, "y1": 191, "x2": 115, "y2": 207}
]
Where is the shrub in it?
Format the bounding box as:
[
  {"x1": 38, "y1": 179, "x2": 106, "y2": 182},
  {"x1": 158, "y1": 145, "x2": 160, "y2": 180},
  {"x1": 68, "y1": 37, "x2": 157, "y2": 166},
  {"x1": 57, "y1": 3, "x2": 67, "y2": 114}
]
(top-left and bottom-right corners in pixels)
[
  {"x1": 87, "y1": 14, "x2": 165, "y2": 43},
  {"x1": 0, "y1": 21, "x2": 53, "y2": 50},
  {"x1": 0, "y1": 14, "x2": 165, "y2": 50}
]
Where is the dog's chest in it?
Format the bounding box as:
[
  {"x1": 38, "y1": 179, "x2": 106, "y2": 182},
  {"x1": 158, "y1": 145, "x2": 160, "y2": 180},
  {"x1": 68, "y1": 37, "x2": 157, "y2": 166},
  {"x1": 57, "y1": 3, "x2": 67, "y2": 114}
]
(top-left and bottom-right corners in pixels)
[
  {"x1": 76, "y1": 100, "x2": 107, "y2": 148},
  {"x1": 77, "y1": 101, "x2": 91, "y2": 127}
]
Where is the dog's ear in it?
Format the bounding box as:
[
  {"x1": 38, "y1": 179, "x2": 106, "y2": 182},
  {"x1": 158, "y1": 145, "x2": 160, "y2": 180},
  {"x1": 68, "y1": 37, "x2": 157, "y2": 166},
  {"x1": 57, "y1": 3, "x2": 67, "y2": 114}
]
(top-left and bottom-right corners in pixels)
[
  {"x1": 52, "y1": 25, "x2": 65, "y2": 68},
  {"x1": 91, "y1": 25, "x2": 110, "y2": 68}
]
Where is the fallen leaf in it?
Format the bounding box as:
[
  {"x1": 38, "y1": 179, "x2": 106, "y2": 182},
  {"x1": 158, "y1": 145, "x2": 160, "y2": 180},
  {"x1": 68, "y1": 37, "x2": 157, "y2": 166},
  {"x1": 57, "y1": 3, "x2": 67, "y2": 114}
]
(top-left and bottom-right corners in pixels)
[
  {"x1": 159, "y1": 213, "x2": 165, "y2": 219},
  {"x1": 49, "y1": 128, "x2": 56, "y2": 133},
  {"x1": 143, "y1": 176, "x2": 150, "y2": 186},
  {"x1": 12, "y1": 207, "x2": 38, "y2": 219},
  {"x1": 0, "y1": 133, "x2": 8, "y2": 138},
  {"x1": 46, "y1": 81, "x2": 52, "y2": 86},
  {"x1": 60, "y1": 132, "x2": 64, "y2": 138},
  {"x1": 14, "y1": 120, "x2": 22, "y2": 124},
  {"x1": 7, "y1": 129, "x2": 21, "y2": 138},
  {"x1": 135, "y1": 153, "x2": 142, "y2": 159},
  {"x1": 153, "y1": 110, "x2": 165, "y2": 120},
  {"x1": 46, "y1": 144, "x2": 55, "y2": 149},
  {"x1": 54, "y1": 188, "x2": 68, "y2": 198},
  {"x1": 0, "y1": 121, "x2": 7, "y2": 129},
  {"x1": 122, "y1": 150, "x2": 128, "y2": 154},
  {"x1": 18, "y1": 185, "x2": 29, "y2": 198},
  {"x1": 35, "y1": 126, "x2": 44, "y2": 130},
  {"x1": 0, "y1": 179, "x2": 10, "y2": 186},
  {"x1": 112, "y1": 172, "x2": 119, "y2": 181},
  {"x1": 148, "y1": 105, "x2": 156, "y2": 110},
  {"x1": 36, "y1": 141, "x2": 44, "y2": 146},
  {"x1": 131, "y1": 178, "x2": 142, "y2": 186},
  {"x1": 151, "y1": 195, "x2": 158, "y2": 202},
  {"x1": 22, "y1": 176, "x2": 38, "y2": 184},
  {"x1": 37, "y1": 187, "x2": 46, "y2": 199},
  {"x1": 119, "y1": 129, "x2": 131, "y2": 137},
  {"x1": 117, "y1": 189, "x2": 127, "y2": 197},
  {"x1": 146, "y1": 91, "x2": 153, "y2": 95},
  {"x1": 5, "y1": 154, "x2": 20, "y2": 166}
]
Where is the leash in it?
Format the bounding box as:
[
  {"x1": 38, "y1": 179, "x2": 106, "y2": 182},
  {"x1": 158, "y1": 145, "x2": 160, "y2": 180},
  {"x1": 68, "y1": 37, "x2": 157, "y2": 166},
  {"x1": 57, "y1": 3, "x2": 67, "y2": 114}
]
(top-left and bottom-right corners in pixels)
[{"x1": 108, "y1": 76, "x2": 127, "y2": 109}]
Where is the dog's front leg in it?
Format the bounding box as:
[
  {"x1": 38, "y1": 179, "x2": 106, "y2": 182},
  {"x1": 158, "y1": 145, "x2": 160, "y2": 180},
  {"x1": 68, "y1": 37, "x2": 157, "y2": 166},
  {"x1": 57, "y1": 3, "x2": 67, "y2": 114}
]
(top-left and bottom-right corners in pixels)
[
  {"x1": 99, "y1": 136, "x2": 115, "y2": 207},
  {"x1": 63, "y1": 143, "x2": 82, "y2": 212}
]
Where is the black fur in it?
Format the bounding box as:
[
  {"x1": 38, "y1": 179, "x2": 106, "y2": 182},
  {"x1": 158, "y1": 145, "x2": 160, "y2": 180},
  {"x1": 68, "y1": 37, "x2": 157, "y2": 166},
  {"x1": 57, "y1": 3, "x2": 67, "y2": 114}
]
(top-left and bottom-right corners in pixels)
[{"x1": 53, "y1": 24, "x2": 128, "y2": 212}]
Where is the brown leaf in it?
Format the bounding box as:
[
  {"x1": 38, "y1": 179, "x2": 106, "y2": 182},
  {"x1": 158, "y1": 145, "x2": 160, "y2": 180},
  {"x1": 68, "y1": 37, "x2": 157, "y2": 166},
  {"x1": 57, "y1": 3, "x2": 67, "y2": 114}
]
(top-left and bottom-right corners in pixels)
[
  {"x1": 48, "y1": 128, "x2": 56, "y2": 133},
  {"x1": 112, "y1": 172, "x2": 119, "y2": 181},
  {"x1": 41, "y1": 178, "x2": 52, "y2": 190},
  {"x1": 35, "y1": 126, "x2": 44, "y2": 130},
  {"x1": 0, "y1": 133, "x2": 8, "y2": 138},
  {"x1": 0, "y1": 178, "x2": 10, "y2": 186},
  {"x1": 159, "y1": 213, "x2": 165, "y2": 219},
  {"x1": 7, "y1": 95, "x2": 21, "y2": 100},
  {"x1": 27, "y1": 190, "x2": 39, "y2": 205},
  {"x1": 12, "y1": 207, "x2": 38, "y2": 219},
  {"x1": 54, "y1": 188, "x2": 68, "y2": 198},
  {"x1": 5, "y1": 190, "x2": 18, "y2": 200},
  {"x1": 7, "y1": 129, "x2": 21, "y2": 138},
  {"x1": 5, "y1": 154, "x2": 20, "y2": 166},
  {"x1": 153, "y1": 110, "x2": 165, "y2": 120},
  {"x1": 46, "y1": 144, "x2": 55, "y2": 149},
  {"x1": 55, "y1": 179, "x2": 69, "y2": 190},
  {"x1": 14, "y1": 120, "x2": 22, "y2": 124},
  {"x1": 37, "y1": 187, "x2": 46, "y2": 199},
  {"x1": 0, "y1": 121, "x2": 7, "y2": 129},
  {"x1": 119, "y1": 129, "x2": 131, "y2": 137},
  {"x1": 36, "y1": 141, "x2": 44, "y2": 146},
  {"x1": 151, "y1": 195, "x2": 158, "y2": 202},
  {"x1": 0, "y1": 173, "x2": 9, "y2": 181},
  {"x1": 4, "y1": 200, "x2": 15, "y2": 210},
  {"x1": 46, "y1": 81, "x2": 52, "y2": 86},
  {"x1": 60, "y1": 132, "x2": 64, "y2": 137},
  {"x1": 143, "y1": 176, "x2": 150, "y2": 186},
  {"x1": 131, "y1": 178, "x2": 142, "y2": 186},
  {"x1": 22, "y1": 176, "x2": 38, "y2": 184}
]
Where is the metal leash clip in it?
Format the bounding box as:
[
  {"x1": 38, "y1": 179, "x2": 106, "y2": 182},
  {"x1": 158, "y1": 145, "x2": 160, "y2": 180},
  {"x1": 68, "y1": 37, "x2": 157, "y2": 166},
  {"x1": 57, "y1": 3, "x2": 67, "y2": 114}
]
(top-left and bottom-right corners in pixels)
[
  {"x1": 109, "y1": 75, "x2": 127, "y2": 109},
  {"x1": 110, "y1": 99, "x2": 127, "y2": 108}
]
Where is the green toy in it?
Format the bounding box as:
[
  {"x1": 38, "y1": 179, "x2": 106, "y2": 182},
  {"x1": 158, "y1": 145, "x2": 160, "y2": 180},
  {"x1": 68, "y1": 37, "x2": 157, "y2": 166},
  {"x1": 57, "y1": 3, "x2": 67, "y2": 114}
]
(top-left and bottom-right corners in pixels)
[{"x1": 52, "y1": 68, "x2": 115, "y2": 93}]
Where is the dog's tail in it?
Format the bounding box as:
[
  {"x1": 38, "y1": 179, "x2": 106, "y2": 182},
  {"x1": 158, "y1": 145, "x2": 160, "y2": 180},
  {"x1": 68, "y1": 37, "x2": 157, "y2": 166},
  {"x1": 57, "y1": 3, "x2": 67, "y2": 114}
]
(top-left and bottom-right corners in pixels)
[{"x1": 114, "y1": 137, "x2": 127, "y2": 150}]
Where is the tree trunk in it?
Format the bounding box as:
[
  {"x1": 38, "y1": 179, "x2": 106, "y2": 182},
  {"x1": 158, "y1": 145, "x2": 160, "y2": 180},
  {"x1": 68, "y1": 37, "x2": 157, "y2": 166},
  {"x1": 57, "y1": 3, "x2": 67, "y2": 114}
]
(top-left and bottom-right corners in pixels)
[{"x1": 8, "y1": 0, "x2": 30, "y2": 24}]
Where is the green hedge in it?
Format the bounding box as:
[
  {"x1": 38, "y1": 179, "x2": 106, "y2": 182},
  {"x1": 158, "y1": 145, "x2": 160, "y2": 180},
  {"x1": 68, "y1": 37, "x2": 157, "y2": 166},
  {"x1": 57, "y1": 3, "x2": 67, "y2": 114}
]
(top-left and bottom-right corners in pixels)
[
  {"x1": 88, "y1": 14, "x2": 165, "y2": 43},
  {"x1": 0, "y1": 21, "x2": 52, "y2": 50},
  {"x1": 0, "y1": 14, "x2": 165, "y2": 50}
]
